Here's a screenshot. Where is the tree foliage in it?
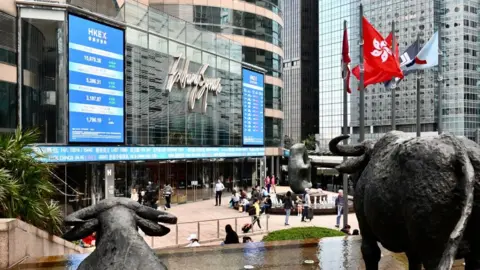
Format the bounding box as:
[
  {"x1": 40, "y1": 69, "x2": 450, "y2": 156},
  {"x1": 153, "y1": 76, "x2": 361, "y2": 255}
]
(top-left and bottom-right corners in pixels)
[
  {"x1": 0, "y1": 128, "x2": 63, "y2": 235},
  {"x1": 302, "y1": 134, "x2": 317, "y2": 151}
]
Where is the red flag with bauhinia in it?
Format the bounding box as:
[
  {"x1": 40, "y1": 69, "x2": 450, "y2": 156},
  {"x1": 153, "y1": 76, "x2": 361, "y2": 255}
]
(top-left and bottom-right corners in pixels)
[
  {"x1": 342, "y1": 26, "x2": 352, "y2": 93},
  {"x1": 352, "y1": 32, "x2": 400, "y2": 88},
  {"x1": 352, "y1": 17, "x2": 403, "y2": 89}
]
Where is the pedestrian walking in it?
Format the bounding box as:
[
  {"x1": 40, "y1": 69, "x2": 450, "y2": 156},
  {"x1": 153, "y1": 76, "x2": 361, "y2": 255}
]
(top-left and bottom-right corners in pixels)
[
  {"x1": 163, "y1": 184, "x2": 173, "y2": 210},
  {"x1": 271, "y1": 175, "x2": 277, "y2": 193},
  {"x1": 251, "y1": 199, "x2": 262, "y2": 229},
  {"x1": 335, "y1": 189, "x2": 345, "y2": 228},
  {"x1": 215, "y1": 179, "x2": 225, "y2": 206},
  {"x1": 296, "y1": 196, "x2": 303, "y2": 216},
  {"x1": 283, "y1": 191, "x2": 293, "y2": 225},
  {"x1": 301, "y1": 188, "x2": 311, "y2": 222},
  {"x1": 264, "y1": 175, "x2": 271, "y2": 193}
]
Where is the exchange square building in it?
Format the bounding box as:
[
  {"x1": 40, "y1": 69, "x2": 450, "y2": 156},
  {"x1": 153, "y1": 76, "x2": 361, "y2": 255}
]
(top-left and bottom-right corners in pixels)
[{"x1": 0, "y1": 0, "x2": 269, "y2": 215}]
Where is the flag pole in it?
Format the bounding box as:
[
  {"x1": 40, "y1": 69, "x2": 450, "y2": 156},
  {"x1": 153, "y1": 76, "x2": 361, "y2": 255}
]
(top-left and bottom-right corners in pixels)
[
  {"x1": 416, "y1": 34, "x2": 421, "y2": 137},
  {"x1": 437, "y1": 26, "x2": 443, "y2": 134},
  {"x1": 359, "y1": 4, "x2": 365, "y2": 142},
  {"x1": 391, "y1": 21, "x2": 396, "y2": 130},
  {"x1": 342, "y1": 19, "x2": 349, "y2": 229}
]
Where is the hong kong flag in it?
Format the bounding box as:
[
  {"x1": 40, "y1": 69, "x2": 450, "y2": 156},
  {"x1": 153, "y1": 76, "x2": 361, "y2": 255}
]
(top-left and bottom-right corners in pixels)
[
  {"x1": 352, "y1": 32, "x2": 400, "y2": 88},
  {"x1": 352, "y1": 17, "x2": 403, "y2": 88}
]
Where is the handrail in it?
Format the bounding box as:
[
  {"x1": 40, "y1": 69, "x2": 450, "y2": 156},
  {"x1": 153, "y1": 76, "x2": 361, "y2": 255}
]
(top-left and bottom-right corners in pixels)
[{"x1": 149, "y1": 214, "x2": 271, "y2": 248}]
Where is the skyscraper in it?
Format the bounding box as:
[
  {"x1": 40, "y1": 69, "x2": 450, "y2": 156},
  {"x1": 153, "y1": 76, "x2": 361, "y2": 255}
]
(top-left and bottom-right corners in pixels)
[
  {"x1": 318, "y1": 0, "x2": 353, "y2": 150},
  {"x1": 152, "y1": 0, "x2": 285, "y2": 171},
  {"x1": 283, "y1": 0, "x2": 319, "y2": 143},
  {"x1": 318, "y1": 0, "x2": 480, "y2": 148}
]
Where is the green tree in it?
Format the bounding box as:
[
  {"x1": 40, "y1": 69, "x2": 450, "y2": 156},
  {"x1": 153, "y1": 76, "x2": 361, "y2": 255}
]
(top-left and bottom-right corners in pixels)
[
  {"x1": 0, "y1": 128, "x2": 62, "y2": 235},
  {"x1": 302, "y1": 134, "x2": 317, "y2": 151}
]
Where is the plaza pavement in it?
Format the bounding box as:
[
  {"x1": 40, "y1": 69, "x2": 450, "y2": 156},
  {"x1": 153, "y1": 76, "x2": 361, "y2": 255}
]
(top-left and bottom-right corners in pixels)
[{"x1": 145, "y1": 186, "x2": 358, "y2": 249}]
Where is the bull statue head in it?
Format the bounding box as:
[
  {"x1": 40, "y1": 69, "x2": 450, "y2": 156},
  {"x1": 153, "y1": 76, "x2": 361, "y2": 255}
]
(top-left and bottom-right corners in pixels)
[
  {"x1": 63, "y1": 198, "x2": 177, "y2": 270},
  {"x1": 329, "y1": 135, "x2": 375, "y2": 187},
  {"x1": 288, "y1": 143, "x2": 312, "y2": 193}
]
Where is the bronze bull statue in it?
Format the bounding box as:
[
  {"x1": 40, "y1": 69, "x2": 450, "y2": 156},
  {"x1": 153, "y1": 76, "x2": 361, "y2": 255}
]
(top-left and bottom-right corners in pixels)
[
  {"x1": 330, "y1": 131, "x2": 480, "y2": 270},
  {"x1": 63, "y1": 198, "x2": 177, "y2": 270}
]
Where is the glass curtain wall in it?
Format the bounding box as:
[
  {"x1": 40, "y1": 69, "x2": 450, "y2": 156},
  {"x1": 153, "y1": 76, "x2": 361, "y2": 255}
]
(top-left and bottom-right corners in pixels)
[{"x1": 21, "y1": 10, "x2": 67, "y2": 143}]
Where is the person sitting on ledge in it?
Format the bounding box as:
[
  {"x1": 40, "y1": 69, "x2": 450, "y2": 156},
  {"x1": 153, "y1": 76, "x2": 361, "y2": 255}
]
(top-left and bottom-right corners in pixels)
[
  {"x1": 243, "y1": 236, "x2": 253, "y2": 243},
  {"x1": 81, "y1": 232, "x2": 96, "y2": 248},
  {"x1": 223, "y1": 224, "x2": 240, "y2": 245},
  {"x1": 340, "y1": 225, "x2": 351, "y2": 235},
  {"x1": 186, "y1": 234, "x2": 200, "y2": 247},
  {"x1": 261, "y1": 195, "x2": 272, "y2": 214},
  {"x1": 229, "y1": 191, "x2": 240, "y2": 208}
]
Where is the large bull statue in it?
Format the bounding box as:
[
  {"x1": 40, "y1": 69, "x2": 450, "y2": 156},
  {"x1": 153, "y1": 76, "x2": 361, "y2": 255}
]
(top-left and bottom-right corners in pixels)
[{"x1": 329, "y1": 131, "x2": 480, "y2": 270}]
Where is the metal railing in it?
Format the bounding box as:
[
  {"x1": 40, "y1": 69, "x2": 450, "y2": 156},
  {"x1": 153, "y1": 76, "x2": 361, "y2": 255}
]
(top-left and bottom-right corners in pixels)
[{"x1": 145, "y1": 215, "x2": 270, "y2": 249}]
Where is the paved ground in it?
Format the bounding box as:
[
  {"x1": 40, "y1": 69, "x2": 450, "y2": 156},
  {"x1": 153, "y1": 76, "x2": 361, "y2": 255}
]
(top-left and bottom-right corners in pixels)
[{"x1": 144, "y1": 186, "x2": 358, "y2": 248}]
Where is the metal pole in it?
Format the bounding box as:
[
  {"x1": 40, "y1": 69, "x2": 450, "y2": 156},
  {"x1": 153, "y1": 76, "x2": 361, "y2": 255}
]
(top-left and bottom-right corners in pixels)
[
  {"x1": 437, "y1": 27, "x2": 443, "y2": 134},
  {"x1": 359, "y1": 4, "x2": 365, "y2": 142},
  {"x1": 342, "y1": 20, "x2": 349, "y2": 228},
  {"x1": 391, "y1": 21, "x2": 396, "y2": 130},
  {"x1": 175, "y1": 224, "x2": 179, "y2": 245},
  {"x1": 197, "y1": 222, "x2": 200, "y2": 241},
  {"x1": 416, "y1": 73, "x2": 421, "y2": 137}
]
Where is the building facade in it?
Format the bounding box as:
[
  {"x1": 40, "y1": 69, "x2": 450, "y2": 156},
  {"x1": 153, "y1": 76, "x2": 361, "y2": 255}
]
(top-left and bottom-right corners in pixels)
[
  {"x1": 283, "y1": 0, "x2": 319, "y2": 143},
  {"x1": 0, "y1": 0, "x2": 271, "y2": 215},
  {"x1": 149, "y1": 0, "x2": 284, "y2": 174},
  {"x1": 318, "y1": 0, "x2": 480, "y2": 148}
]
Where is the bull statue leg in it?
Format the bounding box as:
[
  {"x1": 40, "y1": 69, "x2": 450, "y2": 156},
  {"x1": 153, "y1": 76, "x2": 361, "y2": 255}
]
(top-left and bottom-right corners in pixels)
[
  {"x1": 360, "y1": 226, "x2": 381, "y2": 270},
  {"x1": 405, "y1": 252, "x2": 422, "y2": 270}
]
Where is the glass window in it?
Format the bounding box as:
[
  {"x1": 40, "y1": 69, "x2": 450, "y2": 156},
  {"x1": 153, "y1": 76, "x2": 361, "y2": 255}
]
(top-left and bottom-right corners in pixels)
[
  {"x1": 22, "y1": 18, "x2": 66, "y2": 143},
  {"x1": 0, "y1": 81, "x2": 17, "y2": 129},
  {"x1": 168, "y1": 16, "x2": 186, "y2": 43},
  {"x1": 125, "y1": 0, "x2": 149, "y2": 30}
]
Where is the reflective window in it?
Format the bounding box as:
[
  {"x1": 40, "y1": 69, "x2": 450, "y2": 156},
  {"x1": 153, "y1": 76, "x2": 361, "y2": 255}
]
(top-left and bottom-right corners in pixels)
[{"x1": 192, "y1": 6, "x2": 283, "y2": 47}]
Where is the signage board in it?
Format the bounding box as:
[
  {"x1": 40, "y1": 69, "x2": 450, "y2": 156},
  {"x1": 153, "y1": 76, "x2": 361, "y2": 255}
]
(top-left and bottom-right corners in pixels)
[
  {"x1": 68, "y1": 14, "x2": 125, "y2": 143},
  {"x1": 242, "y1": 68, "x2": 264, "y2": 146},
  {"x1": 166, "y1": 54, "x2": 221, "y2": 114},
  {"x1": 104, "y1": 163, "x2": 115, "y2": 199},
  {"x1": 31, "y1": 146, "x2": 266, "y2": 163}
]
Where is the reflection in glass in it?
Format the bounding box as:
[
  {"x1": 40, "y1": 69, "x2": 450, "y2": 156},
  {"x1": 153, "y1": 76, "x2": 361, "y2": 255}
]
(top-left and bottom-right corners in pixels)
[{"x1": 22, "y1": 18, "x2": 65, "y2": 143}]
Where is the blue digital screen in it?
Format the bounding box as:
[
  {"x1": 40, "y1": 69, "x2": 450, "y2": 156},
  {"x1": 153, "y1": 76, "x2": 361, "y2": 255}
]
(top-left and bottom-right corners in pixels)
[
  {"x1": 31, "y1": 146, "x2": 266, "y2": 163},
  {"x1": 242, "y1": 68, "x2": 264, "y2": 145},
  {"x1": 68, "y1": 14, "x2": 125, "y2": 143}
]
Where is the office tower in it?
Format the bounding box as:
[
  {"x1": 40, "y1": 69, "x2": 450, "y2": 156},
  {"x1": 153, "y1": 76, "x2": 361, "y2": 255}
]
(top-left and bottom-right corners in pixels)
[
  {"x1": 318, "y1": 0, "x2": 480, "y2": 148},
  {"x1": 283, "y1": 0, "x2": 319, "y2": 143}
]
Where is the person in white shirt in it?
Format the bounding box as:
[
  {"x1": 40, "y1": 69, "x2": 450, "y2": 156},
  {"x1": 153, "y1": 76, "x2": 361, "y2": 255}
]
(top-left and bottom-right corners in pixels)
[
  {"x1": 301, "y1": 188, "x2": 311, "y2": 222},
  {"x1": 215, "y1": 179, "x2": 225, "y2": 206},
  {"x1": 186, "y1": 234, "x2": 200, "y2": 247}
]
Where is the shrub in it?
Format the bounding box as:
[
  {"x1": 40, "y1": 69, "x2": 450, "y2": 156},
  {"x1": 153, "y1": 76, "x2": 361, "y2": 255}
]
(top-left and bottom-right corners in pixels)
[
  {"x1": 262, "y1": 227, "x2": 345, "y2": 242},
  {"x1": 0, "y1": 128, "x2": 63, "y2": 235}
]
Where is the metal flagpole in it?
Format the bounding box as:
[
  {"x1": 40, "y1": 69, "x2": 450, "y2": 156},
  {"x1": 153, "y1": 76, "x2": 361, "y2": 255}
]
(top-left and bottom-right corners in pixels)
[
  {"x1": 415, "y1": 34, "x2": 421, "y2": 137},
  {"x1": 416, "y1": 73, "x2": 421, "y2": 137},
  {"x1": 437, "y1": 26, "x2": 443, "y2": 134},
  {"x1": 342, "y1": 20, "x2": 349, "y2": 228},
  {"x1": 391, "y1": 21, "x2": 396, "y2": 130},
  {"x1": 359, "y1": 4, "x2": 365, "y2": 142}
]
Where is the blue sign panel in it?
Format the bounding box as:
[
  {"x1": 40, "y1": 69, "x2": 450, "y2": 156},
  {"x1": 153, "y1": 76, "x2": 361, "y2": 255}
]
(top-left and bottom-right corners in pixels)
[
  {"x1": 31, "y1": 146, "x2": 266, "y2": 163},
  {"x1": 242, "y1": 68, "x2": 264, "y2": 145},
  {"x1": 68, "y1": 14, "x2": 125, "y2": 143}
]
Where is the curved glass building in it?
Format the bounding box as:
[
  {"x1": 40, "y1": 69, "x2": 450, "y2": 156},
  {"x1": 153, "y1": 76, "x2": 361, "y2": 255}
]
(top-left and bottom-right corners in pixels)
[
  {"x1": 151, "y1": 0, "x2": 285, "y2": 170},
  {"x1": 0, "y1": 0, "x2": 276, "y2": 213}
]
